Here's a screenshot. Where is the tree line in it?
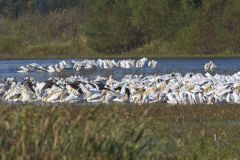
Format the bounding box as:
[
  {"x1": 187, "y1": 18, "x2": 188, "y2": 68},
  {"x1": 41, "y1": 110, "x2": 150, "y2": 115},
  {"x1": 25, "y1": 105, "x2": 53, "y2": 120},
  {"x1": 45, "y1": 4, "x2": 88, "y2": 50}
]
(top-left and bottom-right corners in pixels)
[{"x1": 0, "y1": 0, "x2": 239, "y2": 55}]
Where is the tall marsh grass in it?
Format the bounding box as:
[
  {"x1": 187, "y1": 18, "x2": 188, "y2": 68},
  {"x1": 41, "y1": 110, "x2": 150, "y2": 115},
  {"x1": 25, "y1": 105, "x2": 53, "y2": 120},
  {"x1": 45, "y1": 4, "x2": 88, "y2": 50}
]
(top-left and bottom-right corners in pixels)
[
  {"x1": 0, "y1": 104, "x2": 240, "y2": 159},
  {"x1": 0, "y1": 106, "x2": 154, "y2": 159}
]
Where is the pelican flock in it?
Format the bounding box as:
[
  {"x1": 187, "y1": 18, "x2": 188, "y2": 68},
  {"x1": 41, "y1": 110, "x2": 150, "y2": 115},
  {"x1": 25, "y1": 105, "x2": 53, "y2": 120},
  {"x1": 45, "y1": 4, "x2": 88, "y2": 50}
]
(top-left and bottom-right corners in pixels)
[
  {"x1": 18, "y1": 57, "x2": 158, "y2": 73},
  {"x1": 2, "y1": 68, "x2": 240, "y2": 104}
]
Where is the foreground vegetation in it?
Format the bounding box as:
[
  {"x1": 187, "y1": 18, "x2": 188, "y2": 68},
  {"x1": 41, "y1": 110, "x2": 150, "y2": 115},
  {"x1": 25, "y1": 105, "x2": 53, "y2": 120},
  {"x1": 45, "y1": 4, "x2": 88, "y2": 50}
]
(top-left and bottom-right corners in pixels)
[
  {"x1": 0, "y1": 0, "x2": 240, "y2": 59},
  {"x1": 1, "y1": 103, "x2": 240, "y2": 159}
]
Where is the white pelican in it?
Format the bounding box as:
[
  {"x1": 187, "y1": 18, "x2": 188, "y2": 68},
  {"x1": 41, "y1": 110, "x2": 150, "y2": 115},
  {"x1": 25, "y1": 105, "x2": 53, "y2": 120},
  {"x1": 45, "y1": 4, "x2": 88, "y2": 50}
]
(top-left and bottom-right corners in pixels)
[
  {"x1": 204, "y1": 61, "x2": 217, "y2": 72},
  {"x1": 148, "y1": 60, "x2": 158, "y2": 68},
  {"x1": 136, "y1": 57, "x2": 148, "y2": 68},
  {"x1": 18, "y1": 66, "x2": 30, "y2": 73}
]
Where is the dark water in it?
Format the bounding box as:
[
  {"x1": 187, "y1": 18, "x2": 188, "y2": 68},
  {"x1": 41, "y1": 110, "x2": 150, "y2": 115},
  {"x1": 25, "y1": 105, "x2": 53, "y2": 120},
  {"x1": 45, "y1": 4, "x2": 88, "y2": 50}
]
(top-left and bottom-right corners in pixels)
[{"x1": 0, "y1": 58, "x2": 240, "y2": 81}]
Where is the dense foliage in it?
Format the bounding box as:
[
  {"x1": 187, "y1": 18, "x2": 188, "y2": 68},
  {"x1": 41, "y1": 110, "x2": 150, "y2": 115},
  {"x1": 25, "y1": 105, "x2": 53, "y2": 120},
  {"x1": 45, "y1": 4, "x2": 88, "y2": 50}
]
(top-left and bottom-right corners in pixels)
[{"x1": 0, "y1": 0, "x2": 239, "y2": 56}]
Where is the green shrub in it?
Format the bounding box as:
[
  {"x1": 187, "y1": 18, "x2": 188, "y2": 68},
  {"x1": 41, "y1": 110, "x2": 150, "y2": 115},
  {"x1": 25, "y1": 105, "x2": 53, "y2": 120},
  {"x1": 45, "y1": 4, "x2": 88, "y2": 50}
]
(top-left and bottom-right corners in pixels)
[{"x1": 84, "y1": 0, "x2": 143, "y2": 54}]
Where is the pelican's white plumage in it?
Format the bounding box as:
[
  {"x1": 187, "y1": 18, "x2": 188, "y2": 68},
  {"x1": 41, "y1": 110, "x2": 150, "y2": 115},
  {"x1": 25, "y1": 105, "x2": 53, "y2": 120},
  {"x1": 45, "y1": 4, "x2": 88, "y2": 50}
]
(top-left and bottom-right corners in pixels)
[{"x1": 204, "y1": 61, "x2": 217, "y2": 72}]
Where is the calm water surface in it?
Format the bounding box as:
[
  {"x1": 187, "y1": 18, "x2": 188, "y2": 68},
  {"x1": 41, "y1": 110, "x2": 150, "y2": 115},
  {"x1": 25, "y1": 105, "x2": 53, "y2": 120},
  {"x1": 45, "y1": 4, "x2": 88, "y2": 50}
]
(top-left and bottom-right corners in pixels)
[{"x1": 0, "y1": 58, "x2": 240, "y2": 81}]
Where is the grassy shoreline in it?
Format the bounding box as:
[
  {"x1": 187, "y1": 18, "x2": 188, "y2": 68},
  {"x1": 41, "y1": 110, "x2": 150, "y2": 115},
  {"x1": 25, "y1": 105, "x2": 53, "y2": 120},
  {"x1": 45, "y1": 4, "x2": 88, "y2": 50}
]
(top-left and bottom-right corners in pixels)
[{"x1": 1, "y1": 51, "x2": 240, "y2": 60}]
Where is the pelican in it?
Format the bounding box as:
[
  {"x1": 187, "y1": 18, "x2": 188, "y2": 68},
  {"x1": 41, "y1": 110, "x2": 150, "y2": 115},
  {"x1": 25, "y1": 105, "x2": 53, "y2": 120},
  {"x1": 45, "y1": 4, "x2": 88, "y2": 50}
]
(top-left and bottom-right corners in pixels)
[
  {"x1": 136, "y1": 57, "x2": 148, "y2": 68},
  {"x1": 43, "y1": 86, "x2": 64, "y2": 102},
  {"x1": 21, "y1": 83, "x2": 36, "y2": 102},
  {"x1": 47, "y1": 65, "x2": 56, "y2": 73},
  {"x1": 3, "y1": 82, "x2": 22, "y2": 101},
  {"x1": 102, "y1": 90, "x2": 117, "y2": 103},
  {"x1": 166, "y1": 92, "x2": 178, "y2": 104},
  {"x1": 18, "y1": 66, "x2": 30, "y2": 73},
  {"x1": 148, "y1": 60, "x2": 158, "y2": 68},
  {"x1": 204, "y1": 61, "x2": 217, "y2": 72}
]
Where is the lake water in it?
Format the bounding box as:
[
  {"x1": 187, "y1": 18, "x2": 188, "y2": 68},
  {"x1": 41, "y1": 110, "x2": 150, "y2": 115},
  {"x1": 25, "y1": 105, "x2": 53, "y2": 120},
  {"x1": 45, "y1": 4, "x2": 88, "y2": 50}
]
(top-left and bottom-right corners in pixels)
[{"x1": 0, "y1": 58, "x2": 240, "y2": 81}]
